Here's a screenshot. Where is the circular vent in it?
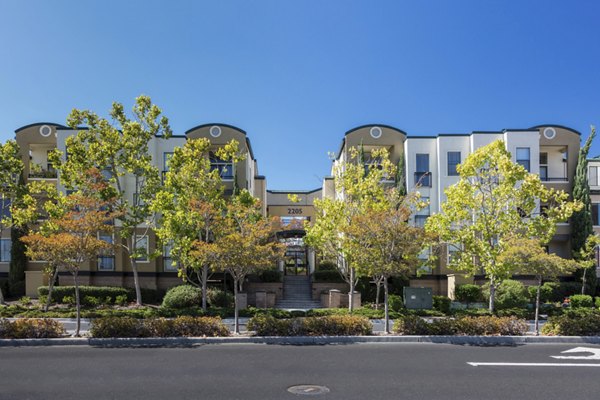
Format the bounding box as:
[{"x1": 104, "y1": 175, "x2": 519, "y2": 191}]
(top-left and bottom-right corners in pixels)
[
  {"x1": 210, "y1": 126, "x2": 222, "y2": 138},
  {"x1": 370, "y1": 126, "x2": 382, "y2": 139},
  {"x1": 543, "y1": 127, "x2": 556, "y2": 140},
  {"x1": 39, "y1": 125, "x2": 52, "y2": 137}
]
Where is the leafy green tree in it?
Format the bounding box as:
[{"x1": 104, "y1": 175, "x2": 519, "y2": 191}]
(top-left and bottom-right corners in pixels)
[
  {"x1": 154, "y1": 138, "x2": 242, "y2": 311},
  {"x1": 345, "y1": 191, "x2": 429, "y2": 333},
  {"x1": 426, "y1": 140, "x2": 581, "y2": 312},
  {"x1": 571, "y1": 126, "x2": 597, "y2": 294},
  {"x1": 0, "y1": 140, "x2": 26, "y2": 303},
  {"x1": 54, "y1": 96, "x2": 172, "y2": 305},
  {"x1": 574, "y1": 234, "x2": 600, "y2": 295},
  {"x1": 21, "y1": 168, "x2": 120, "y2": 335},
  {"x1": 305, "y1": 147, "x2": 397, "y2": 311},
  {"x1": 207, "y1": 191, "x2": 284, "y2": 333},
  {"x1": 499, "y1": 237, "x2": 577, "y2": 335}
]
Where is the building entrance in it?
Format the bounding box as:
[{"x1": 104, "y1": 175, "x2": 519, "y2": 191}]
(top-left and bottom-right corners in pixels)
[{"x1": 278, "y1": 230, "x2": 309, "y2": 276}]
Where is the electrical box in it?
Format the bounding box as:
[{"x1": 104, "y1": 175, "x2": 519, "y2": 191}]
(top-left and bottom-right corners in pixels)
[{"x1": 403, "y1": 287, "x2": 433, "y2": 309}]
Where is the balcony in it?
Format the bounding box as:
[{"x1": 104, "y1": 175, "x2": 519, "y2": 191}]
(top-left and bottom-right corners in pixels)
[
  {"x1": 540, "y1": 146, "x2": 568, "y2": 183},
  {"x1": 414, "y1": 172, "x2": 431, "y2": 187},
  {"x1": 28, "y1": 167, "x2": 57, "y2": 179}
]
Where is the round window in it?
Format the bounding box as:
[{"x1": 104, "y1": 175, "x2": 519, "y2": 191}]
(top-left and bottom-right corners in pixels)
[
  {"x1": 210, "y1": 126, "x2": 222, "y2": 138},
  {"x1": 39, "y1": 125, "x2": 52, "y2": 137},
  {"x1": 370, "y1": 126, "x2": 382, "y2": 139},
  {"x1": 543, "y1": 127, "x2": 556, "y2": 140}
]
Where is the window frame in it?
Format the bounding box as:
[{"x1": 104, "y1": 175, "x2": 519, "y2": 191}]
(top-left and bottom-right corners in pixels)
[
  {"x1": 447, "y1": 151, "x2": 461, "y2": 176},
  {"x1": 516, "y1": 147, "x2": 531, "y2": 172},
  {"x1": 0, "y1": 238, "x2": 11, "y2": 262}
]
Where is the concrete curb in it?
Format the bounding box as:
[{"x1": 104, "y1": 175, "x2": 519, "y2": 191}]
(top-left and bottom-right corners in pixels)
[{"x1": 2, "y1": 335, "x2": 600, "y2": 347}]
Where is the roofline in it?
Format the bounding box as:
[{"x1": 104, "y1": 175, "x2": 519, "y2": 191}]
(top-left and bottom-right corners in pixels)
[
  {"x1": 529, "y1": 124, "x2": 581, "y2": 136},
  {"x1": 184, "y1": 123, "x2": 247, "y2": 135},
  {"x1": 344, "y1": 124, "x2": 408, "y2": 137},
  {"x1": 15, "y1": 122, "x2": 68, "y2": 133},
  {"x1": 267, "y1": 188, "x2": 322, "y2": 194}
]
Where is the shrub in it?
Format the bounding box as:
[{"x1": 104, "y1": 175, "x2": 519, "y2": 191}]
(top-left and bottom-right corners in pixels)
[
  {"x1": 19, "y1": 296, "x2": 31, "y2": 306},
  {"x1": 388, "y1": 294, "x2": 404, "y2": 312},
  {"x1": 259, "y1": 269, "x2": 281, "y2": 283},
  {"x1": 569, "y1": 294, "x2": 594, "y2": 308},
  {"x1": 247, "y1": 314, "x2": 372, "y2": 336},
  {"x1": 527, "y1": 282, "x2": 559, "y2": 303},
  {"x1": 433, "y1": 296, "x2": 451, "y2": 314},
  {"x1": 83, "y1": 296, "x2": 100, "y2": 307},
  {"x1": 206, "y1": 288, "x2": 234, "y2": 308},
  {"x1": 483, "y1": 280, "x2": 528, "y2": 309},
  {"x1": 115, "y1": 295, "x2": 128, "y2": 306},
  {"x1": 318, "y1": 261, "x2": 337, "y2": 271},
  {"x1": 62, "y1": 296, "x2": 75, "y2": 305},
  {"x1": 161, "y1": 285, "x2": 202, "y2": 309},
  {"x1": 596, "y1": 297, "x2": 600, "y2": 309},
  {"x1": 313, "y1": 270, "x2": 344, "y2": 283},
  {"x1": 455, "y1": 284, "x2": 482, "y2": 305},
  {"x1": 39, "y1": 286, "x2": 130, "y2": 304},
  {"x1": 89, "y1": 316, "x2": 229, "y2": 338},
  {"x1": 555, "y1": 282, "x2": 583, "y2": 301},
  {"x1": 393, "y1": 315, "x2": 527, "y2": 336},
  {"x1": 542, "y1": 309, "x2": 600, "y2": 336},
  {"x1": 495, "y1": 308, "x2": 529, "y2": 319},
  {"x1": 0, "y1": 318, "x2": 65, "y2": 338}
]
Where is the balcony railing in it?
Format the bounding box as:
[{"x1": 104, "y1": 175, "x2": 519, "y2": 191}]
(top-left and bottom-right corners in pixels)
[
  {"x1": 414, "y1": 172, "x2": 431, "y2": 187},
  {"x1": 29, "y1": 169, "x2": 57, "y2": 179},
  {"x1": 541, "y1": 176, "x2": 568, "y2": 182}
]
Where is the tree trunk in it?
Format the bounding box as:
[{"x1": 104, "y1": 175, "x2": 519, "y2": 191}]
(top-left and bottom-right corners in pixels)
[
  {"x1": 0, "y1": 286, "x2": 5, "y2": 305},
  {"x1": 375, "y1": 278, "x2": 381, "y2": 310},
  {"x1": 348, "y1": 267, "x2": 355, "y2": 313},
  {"x1": 488, "y1": 278, "x2": 496, "y2": 313},
  {"x1": 384, "y1": 276, "x2": 390, "y2": 334},
  {"x1": 73, "y1": 271, "x2": 81, "y2": 337},
  {"x1": 130, "y1": 256, "x2": 143, "y2": 306},
  {"x1": 44, "y1": 267, "x2": 60, "y2": 313},
  {"x1": 534, "y1": 275, "x2": 542, "y2": 336},
  {"x1": 233, "y1": 276, "x2": 239, "y2": 334},
  {"x1": 582, "y1": 268, "x2": 587, "y2": 295},
  {"x1": 202, "y1": 264, "x2": 208, "y2": 311}
]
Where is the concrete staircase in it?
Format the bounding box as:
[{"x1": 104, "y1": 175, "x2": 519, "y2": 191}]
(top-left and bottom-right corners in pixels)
[{"x1": 275, "y1": 275, "x2": 322, "y2": 310}]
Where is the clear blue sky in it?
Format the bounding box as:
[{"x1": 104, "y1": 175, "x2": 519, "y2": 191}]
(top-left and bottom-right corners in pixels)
[{"x1": 1, "y1": 0, "x2": 599, "y2": 190}]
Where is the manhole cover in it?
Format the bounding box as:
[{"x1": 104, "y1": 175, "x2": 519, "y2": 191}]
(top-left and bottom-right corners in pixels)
[{"x1": 287, "y1": 385, "x2": 330, "y2": 396}]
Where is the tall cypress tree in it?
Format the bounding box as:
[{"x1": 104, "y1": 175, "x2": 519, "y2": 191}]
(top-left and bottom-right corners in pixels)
[
  {"x1": 8, "y1": 225, "x2": 27, "y2": 296},
  {"x1": 396, "y1": 152, "x2": 406, "y2": 196},
  {"x1": 572, "y1": 126, "x2": 596, "y2": 294}
]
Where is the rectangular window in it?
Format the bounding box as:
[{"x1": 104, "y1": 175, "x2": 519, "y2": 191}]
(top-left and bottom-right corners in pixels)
[
  {"x1": 448, "y1": 244, "x2": 461, "y2": 264},
  {"x1": 415, "y1": 197, "x2": 430, "y2": 227},
  {"x1": 135, "y1": 236, "x2": 149, "y2": 262},
  {"x1": 593, "y1": 204, "x2": 600, "y2": 226},
  {"x1": 98, "y1": 233, "x2": 114, "y2": 271},
  {"x1": 590, "y1": 166, "x2": 598, "y2": 186},
  {"x1": 415, "y1": 154, "x2": 430, "y2": 187},
  {"x1": 163, "y1": 242, "x2": 177, "y2": 272},
  {"x1": 209, "y1": 152, "x2": 234, "y2": 180},
  {"x1": 540, "y1": 152, "x2": 548, "y2": 181},
  {"x1": 516, "y1": 147, "x2": 531, "y2": 172},
  {"x1": 0, "y1": 197, "x2": 11, "y2": 220},
  {"x1": 447, "y1": 152, "x2": 461, "y2": 176},
  {"x1": 163, "y1": 152, "x2": 174, "y2": 172},
  {"x1": 0, "y1": 239, "x2": 11, "y2": 262}
]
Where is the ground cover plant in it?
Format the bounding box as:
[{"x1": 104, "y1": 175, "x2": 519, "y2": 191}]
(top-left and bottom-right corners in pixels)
[{"x1": 90, "y1": 316, "x2": 230, "y2": 338}]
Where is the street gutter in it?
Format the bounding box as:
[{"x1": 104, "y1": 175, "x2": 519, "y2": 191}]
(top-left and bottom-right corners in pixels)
[{"x1": 2, "y1": 335, "x2": 600, "y2": 347}]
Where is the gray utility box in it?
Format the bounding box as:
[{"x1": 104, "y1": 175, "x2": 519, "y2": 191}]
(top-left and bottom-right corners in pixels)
[{"x1": 403, "y1": 287, "x2": 433, "y2": 310}]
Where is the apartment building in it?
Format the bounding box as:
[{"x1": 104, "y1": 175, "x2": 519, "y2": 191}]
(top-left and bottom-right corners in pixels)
[{"x1": 0, "y1": 121, "x2": 587, "y2": 298}]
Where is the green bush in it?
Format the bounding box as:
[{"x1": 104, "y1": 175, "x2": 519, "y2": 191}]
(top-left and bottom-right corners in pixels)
[
  {"x1": 317, "y1": 261, "x2": 337, "y2": 271},
  {"x1": 83, "y1": 296, "x2": 101, "y2": 307},
  {"x1": 555, "y1": 282, "x2": 583, "y2": 301},
  {"x1": 115, "y1": 295, "x2": 128, "y2": 306},
  {"x1": 527, "y1": 282, "x2": 559, "y2": 303},
  {"x1": 483, "y1": 280, "x2": 528, "y2": 309},
  {"x1": 259, "y1": 269, "x2": 281, "y2": 283},
  {"x1": 388, "y1": 294, "x2": 404, "y2": 312},
  {"x1": 433, "y1": 296, "x2": 451, "y2": 314},
  {"x1": 569, "y1": 294, "x2": 594, "y2": 308},
  {"x1": 495, "y1": 308, "x2": 530, "y2": 319},
  {"x1": 393, "y1": 315, "x2": 527, "y2": 336},
  {"x1": 37, "y1": 286, "x2": 163, "y2": 305},
  {"x1": 161, "y1": 285, "x2": 202, "y2": 309},
  {"x1": 90, "y1": 316, "x2": 230, "y2": 338},
  {"x1": 0, "y1": 318, "x2": 65, "y2": 338},
  {"x1": 313, "y1": 270, "x2": 344, "y2": 283},
  {"x1": 19, "y1": 296, "x2": 31, "y2": 306},
  {"x1": 207, "y1": 288, "x2": 234, "y2": 308},
  {"x1": 596, "y1": 297, "x2": 600, "y2": 309},
  {"x1": 62, "y1": 296, "x2": 75, "y2": 305},
  {"x1": 542, "y1": 309, "x2": 600, "y2": 336},
  {"x1": 454, "y1": 284, "x2": 482, "y2": 305},
  {"x1": 247, "y1": 314, "x2": 372, "y2": 336}
]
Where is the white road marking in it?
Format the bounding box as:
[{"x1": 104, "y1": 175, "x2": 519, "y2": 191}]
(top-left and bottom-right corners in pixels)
[
  {"x1": 551, "y1": 347, "x2": 600, "y2": 360},
  {"x1": 468, "y1": 362, "x2": 600, "y2": 367}
]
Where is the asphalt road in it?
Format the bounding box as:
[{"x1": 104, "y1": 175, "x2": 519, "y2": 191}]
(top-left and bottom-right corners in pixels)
[{"x1": 1, "y1": 343, "x2": 599, "y2": 400}]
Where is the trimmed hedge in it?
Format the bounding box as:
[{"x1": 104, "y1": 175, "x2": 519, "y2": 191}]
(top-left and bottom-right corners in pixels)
[
  {"x1": 393, "y1": 315, "x2": 528, "y2": 336},
  {"x1": 247, "y1": 314, "x2": 372, "y2": 336},
  {"x1": 569, "y1": 294, "x2": 593, "y2": 308},
  {"x1": 0, "y1": 318, "x2": 65, "y2": 338},
  {"x1": 433, "y1": 296, "x2": 451, "y2": 314},
  {"x1": 162, "y1": 285, "x2": 202, "y2": 309},
  {"x1": 90, "y1": 316, "x2": 230, "y2": 338},
  {"x1": 38, "y1": 286, "x2": 164, "y2": 305},
  {"x1": 455, "y1": 284, "x2": 482, "y2": 304},
  {"x1": 541, "y1": 309, "x2": 600, "y2": 336}
]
